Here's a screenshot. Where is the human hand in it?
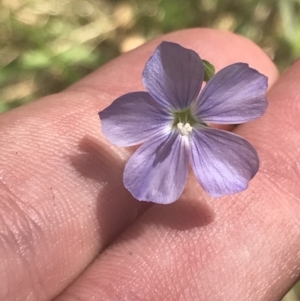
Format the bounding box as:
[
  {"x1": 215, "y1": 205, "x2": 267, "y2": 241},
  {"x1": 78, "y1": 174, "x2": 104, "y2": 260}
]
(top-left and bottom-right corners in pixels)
[{"x1": 0, "y1": 28, "x2": 299, "y2": 301}]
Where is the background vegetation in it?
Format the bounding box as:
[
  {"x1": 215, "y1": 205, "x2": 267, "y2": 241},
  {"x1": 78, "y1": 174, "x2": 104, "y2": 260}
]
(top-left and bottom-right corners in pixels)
[
  {"x1": 1, "y1": 0, "x2": 300, "y2": 299},
  {"x1": 1, "y1": 0, "x2": 300, "y2": 113}
]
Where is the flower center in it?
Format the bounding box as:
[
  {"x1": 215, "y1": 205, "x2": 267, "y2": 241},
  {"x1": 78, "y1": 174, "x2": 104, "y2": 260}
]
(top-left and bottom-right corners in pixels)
[
  {"x1": 173, "y1": 108, "x2": 196, "y2": 126},
  {"x1": 173, "y1": 108, "x2": 196, "y2": 136},
  {"x1": 177, "y1": 122, "x2": 193, "y2": 136},
  {"x1": 172, "y1": 107, "x2": 207, "y2": 136}
]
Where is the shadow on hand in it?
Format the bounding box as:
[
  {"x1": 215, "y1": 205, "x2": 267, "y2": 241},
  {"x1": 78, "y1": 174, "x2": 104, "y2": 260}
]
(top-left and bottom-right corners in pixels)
[
  {"x1": 151, "y1": 196, "x2": 215, "y2": 231},
  {"x1": 70, "y1": 135, "x2": 215, "y2": 250},
  {"x1": 70, "y1": 135, "x2": 151, "y2": 249},
  {"x1": 111, "y1": 195, "x2": 214, "y2": 255}
]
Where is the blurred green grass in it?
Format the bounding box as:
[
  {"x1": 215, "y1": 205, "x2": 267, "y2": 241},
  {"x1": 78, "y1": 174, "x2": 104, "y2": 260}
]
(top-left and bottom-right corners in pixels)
[
  {"x1": 1, "y1": 0, "x2": 300, "y2": 113},
  {"x1": 0, "y1": 0, "x2": 299, "y2": 299}
]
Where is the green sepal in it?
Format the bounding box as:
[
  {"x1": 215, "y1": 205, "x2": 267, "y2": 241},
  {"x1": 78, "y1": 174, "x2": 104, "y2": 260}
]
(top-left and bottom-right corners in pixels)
[{"x1": 203, "y1": 59, "x2": 215, "y2": 82}]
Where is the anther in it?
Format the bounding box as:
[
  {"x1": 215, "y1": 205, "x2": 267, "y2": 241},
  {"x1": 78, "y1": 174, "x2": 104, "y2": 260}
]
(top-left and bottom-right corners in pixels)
[{"x1": 177, "y1": 122, "x2": 193, "y2": 136}]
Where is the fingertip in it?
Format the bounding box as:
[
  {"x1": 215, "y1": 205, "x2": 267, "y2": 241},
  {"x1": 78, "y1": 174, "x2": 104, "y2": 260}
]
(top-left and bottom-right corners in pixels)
[
  {"x1": 164, "y1": 28, "x2": 279, "y2": 85},
  {"x1": 73, "y1": 28, "x2": 278, "y2": 100}
]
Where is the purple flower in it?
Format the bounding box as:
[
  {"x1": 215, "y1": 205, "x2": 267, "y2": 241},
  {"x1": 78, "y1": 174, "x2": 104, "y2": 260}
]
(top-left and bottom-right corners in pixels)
[{"x1": 99, "y1": 41, "x2": 268, "y2": 204}]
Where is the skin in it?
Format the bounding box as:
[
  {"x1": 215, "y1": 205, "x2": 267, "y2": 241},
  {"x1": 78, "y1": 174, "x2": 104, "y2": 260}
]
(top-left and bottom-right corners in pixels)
[{"x1": 0, "y1": 28, "x2": 299, "y2": 301}]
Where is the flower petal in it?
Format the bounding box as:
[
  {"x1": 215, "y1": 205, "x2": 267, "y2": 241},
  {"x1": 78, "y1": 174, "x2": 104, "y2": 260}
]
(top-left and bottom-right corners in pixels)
[
  {"x1": 99, "y1": 92, "x2": 172, "y2": 147},
  {"x1": 142, "y1": 41, "x2": 204, "y2": 110},
  {"x1": 190, "y1": 128, "x2": 259, "y2": 197},
  {"x1": 124, "y1": 131, "x2": 189, "y2": 204},
  {"x1": 194, "y1": 63, "x2": 268, "y2": 124}
]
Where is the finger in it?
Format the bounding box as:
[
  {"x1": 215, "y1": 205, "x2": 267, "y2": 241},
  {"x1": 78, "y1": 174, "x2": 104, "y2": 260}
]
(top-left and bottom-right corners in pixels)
[
  {"x1": 55, "y1": 61, "x2": 300, "y2": 301},
  {"x1": 0, "y1": 28, "x2": 277, "y2": 301},
  {"x1": 52, "y1": 31, "x2": 283, "y2": 300}
]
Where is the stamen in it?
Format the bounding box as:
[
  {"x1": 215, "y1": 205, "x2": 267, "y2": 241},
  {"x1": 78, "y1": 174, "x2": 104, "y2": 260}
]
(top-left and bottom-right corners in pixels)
[{"x1": 177, "y1": 122, "x2": 193, "y2": 136}]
